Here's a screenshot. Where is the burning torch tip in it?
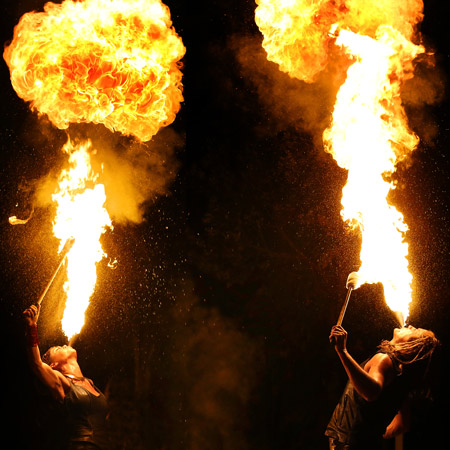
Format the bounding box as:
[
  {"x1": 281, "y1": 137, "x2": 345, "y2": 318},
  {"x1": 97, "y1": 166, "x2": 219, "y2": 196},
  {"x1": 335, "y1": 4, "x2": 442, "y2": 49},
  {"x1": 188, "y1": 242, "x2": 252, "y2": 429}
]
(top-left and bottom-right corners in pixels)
[
  {"x1": 346, "y1": 271, "x2": 361, "y2": 291},
  {"x1": 63, "y1": 237, "x2": 76, "y2": 251}
]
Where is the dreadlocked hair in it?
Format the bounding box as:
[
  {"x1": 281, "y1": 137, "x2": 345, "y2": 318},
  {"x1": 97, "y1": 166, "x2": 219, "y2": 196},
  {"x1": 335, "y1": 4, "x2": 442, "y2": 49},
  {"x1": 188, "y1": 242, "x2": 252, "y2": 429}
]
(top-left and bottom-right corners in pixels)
[{"x1": 378, "y1": 330, "x2": 440, "y2": 367}]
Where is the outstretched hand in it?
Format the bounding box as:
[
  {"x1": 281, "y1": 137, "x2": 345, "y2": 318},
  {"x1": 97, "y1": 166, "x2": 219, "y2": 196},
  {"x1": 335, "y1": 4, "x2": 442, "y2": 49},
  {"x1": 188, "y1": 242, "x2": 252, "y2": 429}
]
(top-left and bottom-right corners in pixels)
[
  {"x1": 23, "y1": 304, "x2": 40, "y2": 326},
  {"x1": 329, "y1": 325, "x2": 348, "y2": 354}
]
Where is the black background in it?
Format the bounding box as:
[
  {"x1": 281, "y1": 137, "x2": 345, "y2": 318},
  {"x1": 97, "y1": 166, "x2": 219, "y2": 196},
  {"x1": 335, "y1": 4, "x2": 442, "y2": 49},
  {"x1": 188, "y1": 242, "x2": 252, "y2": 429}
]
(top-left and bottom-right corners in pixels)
[{"x1": 1, "y1": 1, "x2": 449, "y2": 449}]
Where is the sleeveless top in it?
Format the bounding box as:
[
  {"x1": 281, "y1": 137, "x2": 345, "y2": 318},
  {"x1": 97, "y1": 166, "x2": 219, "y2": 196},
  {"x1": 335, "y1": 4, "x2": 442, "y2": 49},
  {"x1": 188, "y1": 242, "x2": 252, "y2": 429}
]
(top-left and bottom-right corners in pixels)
[
  {"x1": 63, "y1": 376, "x2": 109, "y2": 449},
  {"x1": 325, "y1": 353, "x2": 410, "y2": 449}
]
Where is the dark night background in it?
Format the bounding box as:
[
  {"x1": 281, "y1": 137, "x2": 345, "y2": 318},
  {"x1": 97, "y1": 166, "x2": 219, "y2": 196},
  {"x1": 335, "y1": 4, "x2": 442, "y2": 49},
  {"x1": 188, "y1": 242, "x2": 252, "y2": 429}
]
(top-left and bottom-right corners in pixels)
[{"x1": 1, "y1": 0, "x2": 449, "y2": 449}]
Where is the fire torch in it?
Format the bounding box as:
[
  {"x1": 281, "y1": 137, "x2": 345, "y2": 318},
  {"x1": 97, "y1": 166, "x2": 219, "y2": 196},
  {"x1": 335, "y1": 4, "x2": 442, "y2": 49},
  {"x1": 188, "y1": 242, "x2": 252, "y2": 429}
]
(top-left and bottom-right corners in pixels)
[{"x1": 36, "y1": 237, "x2": 75, "y2": 306}]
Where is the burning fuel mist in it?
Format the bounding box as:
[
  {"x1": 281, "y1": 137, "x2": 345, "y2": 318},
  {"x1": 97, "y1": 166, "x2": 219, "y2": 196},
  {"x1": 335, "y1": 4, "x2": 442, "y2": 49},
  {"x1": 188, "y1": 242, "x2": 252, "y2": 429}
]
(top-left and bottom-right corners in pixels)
[
  {"x1": 3, "y1": 0, "x2": 185, "y2": 142},
  {"x1": 3, "y1": 0, "x2": 186, "y2": 339},
  {"x1": 251, "y1": 0, "x2": 444, "y2": 323},
  {"x1": 151, "y1": 282, "x2": 262, "y2": 449}
]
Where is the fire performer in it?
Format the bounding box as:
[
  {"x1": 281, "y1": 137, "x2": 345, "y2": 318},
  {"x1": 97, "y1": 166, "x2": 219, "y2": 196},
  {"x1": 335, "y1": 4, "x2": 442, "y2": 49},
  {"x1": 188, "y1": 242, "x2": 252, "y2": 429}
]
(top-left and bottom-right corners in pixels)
[
  {"x1": 326, "y1": 324, "x2": 439, "y2": 449},
  {"x1": 23, "y1": 304, "x2": 109, "y2": 449}
]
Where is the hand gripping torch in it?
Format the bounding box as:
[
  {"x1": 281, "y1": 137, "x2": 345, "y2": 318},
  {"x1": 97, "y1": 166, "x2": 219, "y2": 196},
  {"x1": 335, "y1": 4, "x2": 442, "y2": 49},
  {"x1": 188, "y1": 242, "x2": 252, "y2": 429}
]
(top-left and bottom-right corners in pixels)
[{"x1": 330, "y1": 272, "x2": 361, "y2": 343}]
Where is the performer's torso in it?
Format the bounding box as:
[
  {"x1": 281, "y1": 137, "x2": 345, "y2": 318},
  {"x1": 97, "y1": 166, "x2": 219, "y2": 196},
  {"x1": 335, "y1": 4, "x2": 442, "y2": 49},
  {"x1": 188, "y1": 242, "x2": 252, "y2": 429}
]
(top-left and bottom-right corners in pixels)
[{"x1": 64, "y1": 378, "x2": 109, "y2": 449}]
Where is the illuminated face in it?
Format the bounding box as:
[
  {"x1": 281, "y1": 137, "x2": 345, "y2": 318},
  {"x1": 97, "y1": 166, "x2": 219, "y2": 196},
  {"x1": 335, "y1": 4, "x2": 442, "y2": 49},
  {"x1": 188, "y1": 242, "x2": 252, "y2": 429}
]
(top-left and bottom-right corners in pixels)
[
  {"x1": 392, "y1": 325, "x2": 425, "y2": 344},
  {"x1": 48, "y1": 345, "x2": 77, "y2": 367}
]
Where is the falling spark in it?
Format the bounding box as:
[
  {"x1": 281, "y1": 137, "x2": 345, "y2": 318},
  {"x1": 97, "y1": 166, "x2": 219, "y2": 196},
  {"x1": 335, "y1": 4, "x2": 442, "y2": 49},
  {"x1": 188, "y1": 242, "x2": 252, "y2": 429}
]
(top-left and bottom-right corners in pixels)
[
  {"x1": 255, "y1": 0, "x2": 426, "y2": 323},
  {"x1": 3, "y1": 0, "x2": 185, "y2": 142},
  {"x1": 52, "y1": 139, "x2": 112, "y2": 339}
]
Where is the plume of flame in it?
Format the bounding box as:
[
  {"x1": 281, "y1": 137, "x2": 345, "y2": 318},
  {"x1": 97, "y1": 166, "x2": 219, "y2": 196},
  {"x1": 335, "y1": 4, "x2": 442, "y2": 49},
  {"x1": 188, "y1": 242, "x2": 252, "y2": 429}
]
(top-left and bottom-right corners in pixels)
[
  {"x1": 255, "y1": 0, "x2": 426, "y2": 323},
  {"x1": 255, "y1": 0, "x2": 344, "y2": 82},
  {"x1": 3, "y1": 0, "x2": 185, "y2": 142},
  {"x1": 255, "y1": 0, "x2": 424, "y2": 82},
  {"x1": 323, "y1": 27, "x2": 424, "y2": 322},
  {"x1": 52, "y1": 139, "x2": 112, "y2": 339}
]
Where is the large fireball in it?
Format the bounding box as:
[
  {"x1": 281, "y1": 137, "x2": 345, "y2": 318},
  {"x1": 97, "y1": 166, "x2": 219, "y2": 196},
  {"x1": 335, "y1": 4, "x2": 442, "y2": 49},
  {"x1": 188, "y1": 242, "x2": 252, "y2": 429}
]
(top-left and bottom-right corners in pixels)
[{"x1": 3, "y1": 0, "x2": 186, "y2": 142}]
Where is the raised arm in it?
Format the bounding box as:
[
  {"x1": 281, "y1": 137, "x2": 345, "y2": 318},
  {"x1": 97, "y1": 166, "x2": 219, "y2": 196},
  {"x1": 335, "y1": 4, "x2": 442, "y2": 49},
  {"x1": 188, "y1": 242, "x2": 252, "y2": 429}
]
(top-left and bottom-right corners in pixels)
[
  {"x1": 23, "y1": 305, "x2": 69, "y2": 401},
  {"x1": 330, "y1": 325, "x2": 396, "y2": 402}
]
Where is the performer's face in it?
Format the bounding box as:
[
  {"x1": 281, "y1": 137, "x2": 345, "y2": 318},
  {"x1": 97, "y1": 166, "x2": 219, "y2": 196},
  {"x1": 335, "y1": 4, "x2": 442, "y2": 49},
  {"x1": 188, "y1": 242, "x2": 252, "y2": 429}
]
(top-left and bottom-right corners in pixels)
[
  {"x1": 48, "y1": 345, "x2": 77, "y2": 366},
  {"x1": 392, "y1": 325, "x2": 424, "y2": 343}
]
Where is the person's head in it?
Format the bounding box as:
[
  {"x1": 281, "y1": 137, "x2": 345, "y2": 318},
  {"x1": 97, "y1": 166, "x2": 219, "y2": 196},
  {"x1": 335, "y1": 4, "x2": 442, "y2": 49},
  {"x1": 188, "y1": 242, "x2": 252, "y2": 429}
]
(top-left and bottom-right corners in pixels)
[
  {"x1": 379, "y1": 325, "x2": 440, "y2": 369},
  {"x1": 42, "y1": 345, "x2": 78, "y2": 372}
]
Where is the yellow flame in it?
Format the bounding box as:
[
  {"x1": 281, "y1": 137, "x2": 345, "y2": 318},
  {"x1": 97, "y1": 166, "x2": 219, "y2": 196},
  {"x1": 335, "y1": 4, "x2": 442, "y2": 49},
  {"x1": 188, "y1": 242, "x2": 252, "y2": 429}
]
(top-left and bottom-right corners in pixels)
[
  {"x1": 255, "y1": 0, "x2": 336, "y2": 82},
  {"x1": 5, "y1": 0, "x2": 184, "y2": 337},
  {"x1": 255, "y1": 0, "x2": 424, "y2": 83},
  {"x1": 255, "y1": 1, "x2": 426, "y2": 323},
  {"x1": 52, "y1": 139, "x2": 112, "y2": 339},
  {"x1": 3, "y1": 0, "x2": 185, "y2": 142},
  {"x1": 323, "y1": 27, "x2": 424, "y2": 322}
]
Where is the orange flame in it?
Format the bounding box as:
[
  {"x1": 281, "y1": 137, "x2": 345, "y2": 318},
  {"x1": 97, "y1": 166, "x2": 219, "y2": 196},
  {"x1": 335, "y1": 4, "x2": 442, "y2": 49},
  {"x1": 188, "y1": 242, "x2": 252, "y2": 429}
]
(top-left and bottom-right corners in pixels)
[
  {"x1": 255, "y1": 0, "x2": 424, "y2": 82},
  {"x1": 52, "y1": 139, "x2": 112, "y2": 339},
  {"x1": 323, "y1": 27, "x2": 424, "y2": 323},
  {"x1": 255, "y1": 0, "x2": 426, "y2": 323},
  {"x1": 255, "y1": 0, "x2": 344, "y2": 82},
  {"x1": 3, "y1": 0, "x2": 185, "y2": 142}
]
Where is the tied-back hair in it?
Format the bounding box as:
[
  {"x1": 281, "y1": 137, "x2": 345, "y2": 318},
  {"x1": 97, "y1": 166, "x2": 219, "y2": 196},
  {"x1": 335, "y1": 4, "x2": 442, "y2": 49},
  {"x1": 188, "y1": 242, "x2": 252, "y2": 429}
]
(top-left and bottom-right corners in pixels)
[
  {"x1": 378, "y1": 330, "x2": 440, "y2": 377},
  {"x1": 42, "y1": 348, "x2": 54, "y2": 365}
]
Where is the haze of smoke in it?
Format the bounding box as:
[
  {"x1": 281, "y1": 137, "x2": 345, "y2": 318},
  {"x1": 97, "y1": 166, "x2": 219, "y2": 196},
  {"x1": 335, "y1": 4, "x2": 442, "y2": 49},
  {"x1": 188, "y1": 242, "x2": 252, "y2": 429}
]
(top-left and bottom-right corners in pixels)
[
  {"x1": 95, "y1": 130, "x2": 182, "y2": 224},
  {"x1": 232, "y1": 32, "x2": 444, "y2": 149},
  {"x1": 400, "y1": 52, "x2": 446, "y2": 146},
  {"x1": 33, "y1": 126, "x2": 183, "y2": 225},
  {"x1": 232, "y1": 34, "x2": 347, "y2": 147},
  {"x1": 169, "y1": 286, "x2": 262, "y2": 449}
]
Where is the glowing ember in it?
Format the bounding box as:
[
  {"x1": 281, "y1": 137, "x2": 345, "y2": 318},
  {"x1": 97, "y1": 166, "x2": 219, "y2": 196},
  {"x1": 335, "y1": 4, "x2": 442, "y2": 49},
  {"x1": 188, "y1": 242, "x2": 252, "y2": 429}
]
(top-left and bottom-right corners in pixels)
[
  {"x1": 255, "y1": 0, "x2": 426, "y2": 324},
  {"x1": 3, "y1": 0, "x2": 185, "y2": 142},
  {"x1": 52, "y1": 139, "x2": 112, "y2": 339}
]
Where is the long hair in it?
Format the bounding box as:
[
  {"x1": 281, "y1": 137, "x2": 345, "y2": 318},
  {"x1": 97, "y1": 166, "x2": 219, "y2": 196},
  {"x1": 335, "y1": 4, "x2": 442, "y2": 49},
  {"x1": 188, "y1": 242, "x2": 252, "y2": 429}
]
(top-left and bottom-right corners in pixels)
[{"x1": 378, "y1": 329, "x2": 440, "y2": 379}]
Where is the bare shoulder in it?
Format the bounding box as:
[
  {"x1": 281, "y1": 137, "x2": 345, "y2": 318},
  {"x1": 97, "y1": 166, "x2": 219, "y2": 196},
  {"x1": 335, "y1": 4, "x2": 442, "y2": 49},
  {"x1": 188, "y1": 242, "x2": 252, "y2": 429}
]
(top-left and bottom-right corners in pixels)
[
  {"x1": 54, "y1": 369, "x2": 71, "y2": 389},
  {"x1": 365, "y1": 353, "x2": 396, "y2": 385},
  {"x1": 364, "y1": 353, "x2": 393, "y2": 371},
  {"x1": 43, "y1": 362, "x2": 71, "y2": 391}
]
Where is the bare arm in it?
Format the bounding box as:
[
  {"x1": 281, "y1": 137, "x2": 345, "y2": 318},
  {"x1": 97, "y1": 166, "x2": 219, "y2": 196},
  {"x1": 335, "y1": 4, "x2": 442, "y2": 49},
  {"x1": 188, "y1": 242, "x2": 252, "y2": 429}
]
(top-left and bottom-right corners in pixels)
[
  {"x1": 23, "y1": 305, "x2": 69, "y2": 401},
  {"x1": 330, "y1": 325, "x2": 395, "y2": 401},
  {"x1": 383, "y1": 399, "x2": 411, "y2": 439}
]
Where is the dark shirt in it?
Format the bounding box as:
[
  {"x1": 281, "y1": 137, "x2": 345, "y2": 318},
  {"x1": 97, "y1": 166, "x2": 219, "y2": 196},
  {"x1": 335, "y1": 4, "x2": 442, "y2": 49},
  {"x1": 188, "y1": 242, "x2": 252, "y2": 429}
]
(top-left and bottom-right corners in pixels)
[
  {"x1": 63, "y1": 377, "x2": 109, "y2": 449},
  {"x1": 325, "y1": 353, "x2": 410, "y2": 449}
]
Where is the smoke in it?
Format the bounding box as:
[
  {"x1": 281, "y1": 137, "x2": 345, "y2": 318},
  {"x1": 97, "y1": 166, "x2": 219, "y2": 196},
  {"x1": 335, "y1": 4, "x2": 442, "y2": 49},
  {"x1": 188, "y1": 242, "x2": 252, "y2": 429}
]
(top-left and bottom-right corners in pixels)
[
  {"x1": 232, "y1": 33, "x2": 347, "y2": 147},
  {"x1": 233, "y1": 0, "x2": 445, "y2": 148},
  {"x1": 400, "y1": 52, "x2": 446, "y2": 146},
  {"x1": 168, "y1": 284, "x2": 262, "y2": 449},
  {"x1": 31, "y1": 126, "x2": 183, "y2": 225},
  {"x1": 94, "y1": 129, "x2": 183, "y2": 224}
]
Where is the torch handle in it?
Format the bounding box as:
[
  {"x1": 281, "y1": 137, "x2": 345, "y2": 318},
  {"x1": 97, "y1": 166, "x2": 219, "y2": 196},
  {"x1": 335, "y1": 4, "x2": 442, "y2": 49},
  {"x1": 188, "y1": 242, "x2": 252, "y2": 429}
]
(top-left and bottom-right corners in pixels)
[
  {"x1": 330, "y1": 288, "x2": 353, "y2": 345},
  {"x1": 337, "y1": 288, "x2": 353, "y2": 326},
  {"x1": 36, "y1": 238, "x2": 75, "y2": 306}
]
